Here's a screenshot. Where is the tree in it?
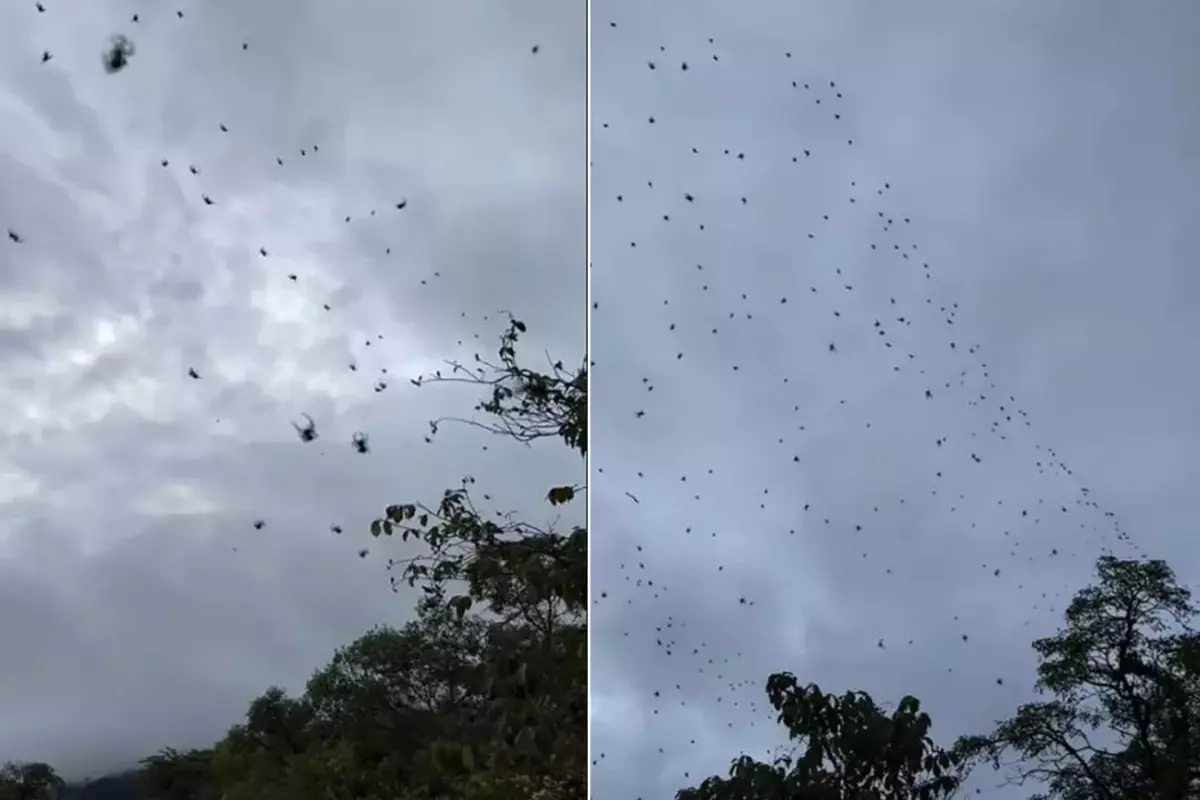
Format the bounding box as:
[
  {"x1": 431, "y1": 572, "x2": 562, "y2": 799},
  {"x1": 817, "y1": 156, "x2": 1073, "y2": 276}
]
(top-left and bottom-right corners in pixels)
[
  {"x1": 678, "y1": 673, "x2": 966, "y2": 800},
  {"x1": 413, "y1": 315, "x2": 587, "y2": 456},
  {"x1": 171, "y1": 319, "x2": 586, "y2": 800},
  {"x1": 294, "y1": 599, "x2": 496, "y2": 799},
  {"x1": 200, "y1": 590, "x2": 581, "y2": 800},
  {"x1": 209, "y1": 688, "x2": 320, "y2": 800},
  {"x1": 17, "y1": 319, "x2": 585, "y2": 800},
  {"x1": 136, "y1": 748, "x2": 215, "y2": 800},
  {"x1": 0, "y1": 762, "x2": 65, "y2": 800},
  {"x1": 368, "y1": 318, "x2": 586, "y2": 800},
  {"x1": 956, "y1": 556, "x2": 1200, "y2": 800},
  {"x1": 374, "y1": 317, "x2": 586, "y2": 613}
]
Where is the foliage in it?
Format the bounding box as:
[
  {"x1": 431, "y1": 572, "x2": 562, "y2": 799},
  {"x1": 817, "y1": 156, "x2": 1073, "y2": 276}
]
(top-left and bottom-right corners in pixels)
[
  {"x1": 136, "y1": 749, "x2": 215, "y2": 800},
  {"x1": 0, "y1": 762, "x2": 65, "y2": 800},
  {"x1": 6, "y1": 321, "x2": 583, "y2": 800},
  {"x1": 368, "y1": 318, "x2": 587, "y2": 800},
  {"x1": 192, "y1": 598, "x2": 578, "y2": 800},
  {"x1": 94, "y1": 320, "x2": 587, "y2": 800},
  {"x1": 373, "y1": 318, "x2": 586, "y2": 616},
  {"x1": 678, "y1": 673, "x2": 966, "y2": 800},
  {"x1": 955, "y1": 556, "x2": 1200, "y2": 800},
  {"x1": 414, "y1": 316, "x2": 587, "y2": 457}
]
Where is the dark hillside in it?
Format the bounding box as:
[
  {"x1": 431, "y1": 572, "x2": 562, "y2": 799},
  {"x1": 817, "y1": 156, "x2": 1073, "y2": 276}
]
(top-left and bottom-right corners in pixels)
[{"x1": 62, "y1": 773, "x2": 143, "y2": 800}]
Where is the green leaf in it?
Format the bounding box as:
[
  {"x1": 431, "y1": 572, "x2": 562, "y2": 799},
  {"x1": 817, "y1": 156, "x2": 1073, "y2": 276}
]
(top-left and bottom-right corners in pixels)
[
  {"x1": 461, "y1": 744, "x2": 475, "y2": 772},
  {"x1": 370, "y1": 519, "x2": 382, "y2": 537},
  {"x1": 514, "y1": 726, "x2": 537, "y2": 755}
]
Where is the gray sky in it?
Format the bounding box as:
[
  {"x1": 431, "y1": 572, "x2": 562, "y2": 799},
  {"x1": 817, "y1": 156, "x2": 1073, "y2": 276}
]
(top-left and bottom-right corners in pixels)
[
  {"x1": 590, "y1": 1, "x2": 1200, "y2": 798},
  {"x1": 0, "y1": 0, "x2": 584, "y2": 779}
]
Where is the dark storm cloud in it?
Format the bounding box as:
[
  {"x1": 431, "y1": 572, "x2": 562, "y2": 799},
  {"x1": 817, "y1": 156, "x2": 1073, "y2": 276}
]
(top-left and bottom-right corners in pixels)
[
  {"x1": 590, "y1": 2, "x2": 1199, "y2": 799},
  {"x1": 0, "y1": 0, "x2": 583, "y2": 779}
]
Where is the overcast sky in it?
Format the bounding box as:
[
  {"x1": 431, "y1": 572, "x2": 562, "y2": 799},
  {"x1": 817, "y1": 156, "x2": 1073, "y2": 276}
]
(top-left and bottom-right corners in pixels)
[
  {"x1": 0, "y1": 0, "x2": 584, "y2": 779},
  {"x1": 590, "y1": 1, "x2": 1200, "y2": 798}
]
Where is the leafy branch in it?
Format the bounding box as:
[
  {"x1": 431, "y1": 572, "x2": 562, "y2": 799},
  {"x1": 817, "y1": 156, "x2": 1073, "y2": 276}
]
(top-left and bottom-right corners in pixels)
[{"x1": 411, "y1": 317, "x2": 587, "y2": 457}]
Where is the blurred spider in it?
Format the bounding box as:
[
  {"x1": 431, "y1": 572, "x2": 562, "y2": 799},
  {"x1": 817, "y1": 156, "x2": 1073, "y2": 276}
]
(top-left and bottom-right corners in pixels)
[
  {"x1": 103, "y1": 34, "x2": 136, "y2": 73},
  {"x1": 293, "y1": 413, "x2": 318, "y2": 442}
]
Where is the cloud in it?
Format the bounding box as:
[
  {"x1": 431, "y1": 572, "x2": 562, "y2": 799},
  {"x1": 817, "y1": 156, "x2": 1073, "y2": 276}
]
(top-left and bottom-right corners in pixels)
[
  {"x1": 591, "y1": 1, "x2": 1200, "y2": 799},
  {"x1": 0, "y1": 0, "x2": 583, "y2": 778}
]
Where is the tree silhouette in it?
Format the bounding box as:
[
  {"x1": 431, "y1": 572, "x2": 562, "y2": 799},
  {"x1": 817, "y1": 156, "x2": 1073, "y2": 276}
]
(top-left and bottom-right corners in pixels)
[
  {"x1": 66, "y1": 320, "x2": 587, "y2": 800},
  {"x1": 368, "y1": 318, "x2": 586, "y2": 800},
  {"x1": 678, "y1": 672, "x2": 966, "y2": 800},
  {"x1": 956, "y1": 556, "x2": 1200, "y2": 800},
  {"x1": 0, "y1": 761, "x2": 65, "y2": 800}
]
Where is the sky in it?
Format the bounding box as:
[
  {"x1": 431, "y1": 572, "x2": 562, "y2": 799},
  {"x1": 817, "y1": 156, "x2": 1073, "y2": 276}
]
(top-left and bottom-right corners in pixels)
[
  {"x1": 590, "y1": 1, "x2": 1200, "y2": 799},
  {"x1": 0, "y1": 0, "x2": 584, "y2": 778}
]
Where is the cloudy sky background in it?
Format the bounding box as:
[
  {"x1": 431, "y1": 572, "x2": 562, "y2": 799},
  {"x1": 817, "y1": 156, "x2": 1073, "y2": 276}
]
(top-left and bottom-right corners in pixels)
[
  {"x1": 590, "y1": 1, "x2": 1199, "y2": 798},
  {"x1": 0, "y1": 0, "x2": 584, "y2": 778}
]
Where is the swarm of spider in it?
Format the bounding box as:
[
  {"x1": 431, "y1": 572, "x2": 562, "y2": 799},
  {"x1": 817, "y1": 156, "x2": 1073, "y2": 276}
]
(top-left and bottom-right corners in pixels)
[
  {"x1": 589, "y1": 20, "x2": 1147, "y2": 800},
  {"x1": 11, "y1": 2, "x2": 555, "y2": 570}
]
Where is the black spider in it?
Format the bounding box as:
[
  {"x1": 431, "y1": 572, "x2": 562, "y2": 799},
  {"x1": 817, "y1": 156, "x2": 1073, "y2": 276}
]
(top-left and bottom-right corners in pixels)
[
  {"x1": 293, "y1": 413, "x2": 318, "y2": 442},
  {"x1": 102, "y1": 34, "x2": 136, "y2": 74}
]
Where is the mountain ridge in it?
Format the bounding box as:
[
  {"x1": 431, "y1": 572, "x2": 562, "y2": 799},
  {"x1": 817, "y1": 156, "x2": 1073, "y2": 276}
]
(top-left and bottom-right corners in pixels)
[{"x1": 62, "y1": 771, "x2": 144, "y2": 800}]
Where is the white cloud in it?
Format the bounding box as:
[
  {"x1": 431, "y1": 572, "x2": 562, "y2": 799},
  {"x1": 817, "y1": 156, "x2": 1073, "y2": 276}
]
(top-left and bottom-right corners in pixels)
[{"x1": 0, "y1": 0, "x2": 583, "y2": 777}]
